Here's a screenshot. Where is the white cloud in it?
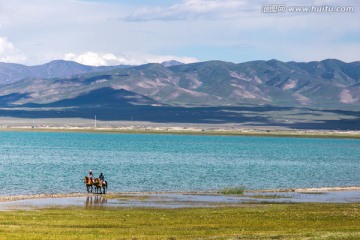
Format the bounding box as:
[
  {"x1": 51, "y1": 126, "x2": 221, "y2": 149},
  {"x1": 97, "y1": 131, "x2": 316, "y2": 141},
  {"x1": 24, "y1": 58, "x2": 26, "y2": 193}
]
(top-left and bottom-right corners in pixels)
[
  {"x1": 124, "y1": 0, "x2": 253, "y2": 21},
  {"x1": 64, "y1": 51, "x2": 198, "y2": 66},
  {"x1": 0, "y1": 37, "x2": 14, "y2": 53},
  {"x1": 0, "y1": 36, "x2": 26, "y2": 63}
]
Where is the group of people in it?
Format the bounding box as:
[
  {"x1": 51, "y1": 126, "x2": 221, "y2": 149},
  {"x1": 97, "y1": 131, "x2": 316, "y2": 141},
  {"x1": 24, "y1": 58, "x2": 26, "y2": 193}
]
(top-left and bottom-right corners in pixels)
[{"x1": 88, "y1": 170, "x2": 105, "y2": 183}]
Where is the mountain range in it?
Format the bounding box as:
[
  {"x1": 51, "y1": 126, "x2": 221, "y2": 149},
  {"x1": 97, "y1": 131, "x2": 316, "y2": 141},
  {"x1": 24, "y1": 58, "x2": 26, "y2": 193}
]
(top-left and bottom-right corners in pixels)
[
  {"x1": 0, "y1": 60, "x2": 125, "y2": 85},
  {"x1": 0, "y1": 59, "x2": 359, "y2": 129}
]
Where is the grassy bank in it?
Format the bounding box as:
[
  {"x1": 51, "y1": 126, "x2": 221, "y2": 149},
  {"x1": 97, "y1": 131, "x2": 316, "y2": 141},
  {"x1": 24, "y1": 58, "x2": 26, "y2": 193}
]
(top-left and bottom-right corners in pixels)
[
  {"x1": 220, "y1": 186, "x2": 246, "y2": 195},
  {"x1": 0, "y1": 203, "x2": 359, "y2": 239}
]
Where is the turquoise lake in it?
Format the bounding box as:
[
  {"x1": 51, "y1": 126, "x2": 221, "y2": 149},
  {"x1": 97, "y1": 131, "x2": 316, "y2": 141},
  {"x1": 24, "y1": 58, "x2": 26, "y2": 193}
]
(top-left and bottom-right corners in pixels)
[{"x1": 0, "y1": 131, "x2": 359, "y2": 195}]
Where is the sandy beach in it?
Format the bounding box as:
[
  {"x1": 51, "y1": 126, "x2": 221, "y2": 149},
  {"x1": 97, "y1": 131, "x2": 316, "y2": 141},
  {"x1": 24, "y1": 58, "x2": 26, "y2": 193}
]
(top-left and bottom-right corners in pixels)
[
  {"x1": 1, "y1": 125, "x2": 360, "y2": 139},
  {"x1": 0, "y1": 116, "x2": 359, "y2": 138}
]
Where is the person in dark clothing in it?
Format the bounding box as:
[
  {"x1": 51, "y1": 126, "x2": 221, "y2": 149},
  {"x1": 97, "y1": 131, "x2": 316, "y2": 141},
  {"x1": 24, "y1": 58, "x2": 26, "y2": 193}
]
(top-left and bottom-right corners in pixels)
[{"x1": 99, "y1": 173, "x2": 104, "y2": 183}]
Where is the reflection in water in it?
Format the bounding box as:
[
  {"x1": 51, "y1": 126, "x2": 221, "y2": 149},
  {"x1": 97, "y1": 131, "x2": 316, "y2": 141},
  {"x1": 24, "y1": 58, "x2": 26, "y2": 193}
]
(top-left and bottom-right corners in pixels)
[
  {"x1": 0, "y1": 191, "x2": 360, "y2": 211},
  {"x1": 85, "y1": 196, "x2": 108, "y2": 207}
]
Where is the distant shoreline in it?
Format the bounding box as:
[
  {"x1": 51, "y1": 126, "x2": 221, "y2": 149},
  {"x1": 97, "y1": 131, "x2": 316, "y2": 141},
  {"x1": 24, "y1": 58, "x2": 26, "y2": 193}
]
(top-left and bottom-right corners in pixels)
[{"x1": 1, "y1": 126, "x2": 360, "y2": 139}]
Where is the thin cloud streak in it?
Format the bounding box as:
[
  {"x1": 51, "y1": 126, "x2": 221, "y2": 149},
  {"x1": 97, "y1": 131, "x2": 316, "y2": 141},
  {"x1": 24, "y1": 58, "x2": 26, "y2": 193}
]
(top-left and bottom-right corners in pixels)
[{"x1": 124, "y1": 0, "x2": 254, "y2": 22}]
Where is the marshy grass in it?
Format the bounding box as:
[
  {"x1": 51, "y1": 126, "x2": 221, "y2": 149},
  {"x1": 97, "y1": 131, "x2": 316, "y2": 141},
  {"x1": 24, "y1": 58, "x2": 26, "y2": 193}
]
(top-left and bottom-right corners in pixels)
[
  {"x1": 103, "y1": 193, "x2": 151, "y2": 201},
  {"x1": 250, "y1": 194, "x2": 293, "y2": 199},
  {"x1": 220, "y1": 186, "x2": 246, "y2": 195},
  {"x1": 301, "y1": 192, "x2": 326, "y2": 195}
]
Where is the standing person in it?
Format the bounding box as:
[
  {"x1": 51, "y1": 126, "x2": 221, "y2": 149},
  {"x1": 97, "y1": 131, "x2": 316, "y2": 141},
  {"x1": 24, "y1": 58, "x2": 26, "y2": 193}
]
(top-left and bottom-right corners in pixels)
[
  {"x1": 88, "y1": 170, "x2": 93, "y2": 181},
  {"x1": 99, "y1": 172, "x2": 104, "y2": 183}
]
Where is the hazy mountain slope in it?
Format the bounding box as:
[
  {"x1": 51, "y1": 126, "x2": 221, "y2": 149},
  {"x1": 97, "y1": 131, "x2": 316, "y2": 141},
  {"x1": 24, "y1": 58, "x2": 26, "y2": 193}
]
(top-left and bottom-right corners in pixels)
[
  {"x1": 0, "y1": 59, "x2": 359, "y2": 109},
  {"x1": 168, "y1": 59, "x2": 360, "y2": 107},
  {"x1": 0, "y1": 62, "x2": 33, "y2": 85},
  {"x1": 0, "y1": 60, "x2": 126, "y2": 84},
  {"x1": 24, "y1": 87, "x2": 159, "y2": 108}
]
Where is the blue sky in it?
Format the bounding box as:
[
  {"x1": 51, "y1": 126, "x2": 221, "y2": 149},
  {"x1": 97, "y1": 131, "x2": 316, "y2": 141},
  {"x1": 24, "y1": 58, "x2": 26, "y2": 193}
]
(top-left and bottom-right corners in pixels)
[{"x1": 0, "y1": 0, "x2": 359, "y2": 65}]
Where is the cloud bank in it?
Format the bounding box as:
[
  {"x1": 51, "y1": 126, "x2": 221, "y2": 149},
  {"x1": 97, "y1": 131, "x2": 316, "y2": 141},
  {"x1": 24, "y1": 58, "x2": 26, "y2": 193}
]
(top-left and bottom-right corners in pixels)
[
  {"x1": 64, "y1": 51, "x2": 198, "y2": 66},
  {"x1": 0, "y1": 36, "x2": 26, "y2": 63}
]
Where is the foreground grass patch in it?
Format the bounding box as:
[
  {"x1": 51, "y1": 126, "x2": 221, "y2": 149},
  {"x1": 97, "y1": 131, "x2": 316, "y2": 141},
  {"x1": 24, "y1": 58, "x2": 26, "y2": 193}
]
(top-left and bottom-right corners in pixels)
[{"x1": 0, "y1": 203, "x2": 359, "y2": 239}]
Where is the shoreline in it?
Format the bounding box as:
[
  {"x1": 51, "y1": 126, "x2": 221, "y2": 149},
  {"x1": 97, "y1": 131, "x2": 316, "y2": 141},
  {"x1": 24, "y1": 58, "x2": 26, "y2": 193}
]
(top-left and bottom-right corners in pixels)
[
  {"x1": 1, "y1": 126, "x2": 360, "y2": 139},
  {"x1": 1, "y1": 186, "x2": 360, "y2": 203},
  {"x1": 248, "y1": 186, "x2": 360, "y2": 193}
]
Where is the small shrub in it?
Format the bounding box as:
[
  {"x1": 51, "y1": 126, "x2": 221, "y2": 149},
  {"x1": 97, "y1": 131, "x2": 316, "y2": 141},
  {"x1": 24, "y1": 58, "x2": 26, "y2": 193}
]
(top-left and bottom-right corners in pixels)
[{"x1": 220, "y1": 186, "x2": 246, "y2": 195}]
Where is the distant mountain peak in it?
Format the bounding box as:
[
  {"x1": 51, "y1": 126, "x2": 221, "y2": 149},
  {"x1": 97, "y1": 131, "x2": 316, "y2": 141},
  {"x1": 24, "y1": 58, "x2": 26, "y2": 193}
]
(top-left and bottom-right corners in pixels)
[
  {"x1": 46, "y1": 59, "x2": 81, "y2": 65},
  {"x1": 161, "y1": 60, "x2": 184, "y2": 67}
]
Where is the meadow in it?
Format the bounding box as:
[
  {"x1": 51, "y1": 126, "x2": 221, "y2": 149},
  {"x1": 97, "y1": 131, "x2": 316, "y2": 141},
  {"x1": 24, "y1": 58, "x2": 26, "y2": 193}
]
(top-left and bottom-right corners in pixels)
[{"x1": 0, "y1": 203, "x2": 359, "y2": 239}]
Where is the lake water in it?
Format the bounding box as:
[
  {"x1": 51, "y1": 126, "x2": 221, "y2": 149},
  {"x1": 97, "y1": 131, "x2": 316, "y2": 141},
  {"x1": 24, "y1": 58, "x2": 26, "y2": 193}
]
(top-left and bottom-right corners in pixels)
[{"x1": 0, "y1": 131, "x2": 359, "y2": 196}]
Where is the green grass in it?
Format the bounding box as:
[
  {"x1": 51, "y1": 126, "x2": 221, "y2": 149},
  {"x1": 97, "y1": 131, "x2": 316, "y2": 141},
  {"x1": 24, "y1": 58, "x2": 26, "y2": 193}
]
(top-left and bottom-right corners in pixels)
[
  {"x1": 220, "y1": 186, "x2": 246, "y2": 195},
  {"x1": 0, "y1": 203, "x2": 359, "y2": 239}
]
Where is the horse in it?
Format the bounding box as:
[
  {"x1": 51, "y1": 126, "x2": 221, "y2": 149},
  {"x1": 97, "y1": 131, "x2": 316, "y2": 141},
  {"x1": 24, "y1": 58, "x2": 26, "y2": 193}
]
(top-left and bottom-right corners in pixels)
[
  {"x1": 84, "y1": 176, "x2": 93, "y2": 193},
  {"x1": 93, "y1": 178, "x2": 108, "y2": 194},
  {"x1": 102, "y1": 180, "x2": 108, "y2": 194}
]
